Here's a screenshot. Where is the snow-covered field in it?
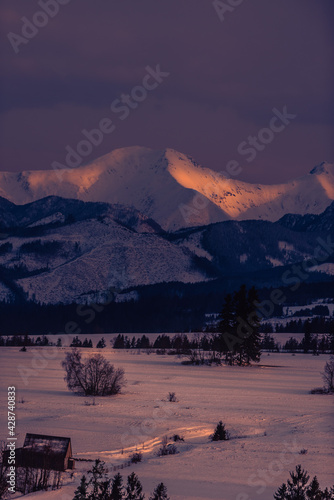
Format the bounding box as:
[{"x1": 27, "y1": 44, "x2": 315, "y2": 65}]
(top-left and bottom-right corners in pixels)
[{"x1": 0, "y1": 346, "x2": 333, "y2": 499}]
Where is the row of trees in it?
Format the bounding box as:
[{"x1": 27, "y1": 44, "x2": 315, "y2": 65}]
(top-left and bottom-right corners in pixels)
[
  {"x1": 0, "y1": 334, "x2": 53, "y2": 347},
  {"x1": 0, "y1": 279, "x2": 332, "y2": 334},
  {"x1": 70, "y1": 336, "x2": 94, "y2": 348},
  {"x1": 19, "y1": 239, "x2": 63, "y2": 256},
  {"x1": 273, "y1": 317, "x2": 334, "y2": 334},
  {"x1": 0, "y1": 335, "x2": 100, "y2": 348},
  {"x1": 113, "y1": 286, "x2": 262, "y2": 365},
  {"x1": 74, "y1": 460, "x2": 169, "y2": 500},
  {"x1": 113, "y1": 334, "x2": 190, "y2": 352},
  {"x1": 274, "y1": 465, "x2": 334, "y2": 499},
  {"x1": 283, "y1": 334, "x2": 332, "y2": 354},
  {"x1": 113, "y1": 331, "x2": 332, "y2": 356}
]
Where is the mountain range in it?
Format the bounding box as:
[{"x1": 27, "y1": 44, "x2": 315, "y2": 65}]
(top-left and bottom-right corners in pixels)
[
  {"x1": 0, "y1": 193, "x2": 333, "y2": 304},
  {"x1": 0, "y1": 146, "x2": 333, "y2": 231}
]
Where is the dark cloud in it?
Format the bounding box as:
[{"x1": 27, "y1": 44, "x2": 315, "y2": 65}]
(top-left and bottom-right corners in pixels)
[{"x1": 0, "y1": 0, "x2": 333, "y2": 183}]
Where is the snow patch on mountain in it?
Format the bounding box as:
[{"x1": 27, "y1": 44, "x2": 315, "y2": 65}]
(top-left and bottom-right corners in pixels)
[
  {"x1": 29, "y1": 212, "x2": 65, "y2": 227},
  {"x1": 309, "y1": 263, "x2": 334, "y2": 275},
  {"x1": 175, "y1": 231, "x2": 213, "y2": 261},
  {"x1": 278, "y1": 241, "x2": 295, "y2": 252},
  {"x1": 8, "y1": 218, "x2": 208, "y2": 304},
  {"x1": 265, "y1": 256, "x2": 284, "y2": 267},
  {"x1": 240, "y1": 253, "x2": 248, "y2": 263}
]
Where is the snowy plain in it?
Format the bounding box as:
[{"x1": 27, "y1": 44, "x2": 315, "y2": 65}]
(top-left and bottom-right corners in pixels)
[{"x1": 0, "y1": 342, "x2": 333, "y2": 500}]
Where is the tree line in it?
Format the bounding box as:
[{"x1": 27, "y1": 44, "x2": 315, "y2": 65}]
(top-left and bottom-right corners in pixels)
[
  {"x1": 273, "y1": 316, "x2": 334, "y2": 334},
  {"x1": 73, "y1": 460, "x2": 169, "y2": 500},
  {"x1": 0, "y1": 278, "x2": 332, "y2": 334}
]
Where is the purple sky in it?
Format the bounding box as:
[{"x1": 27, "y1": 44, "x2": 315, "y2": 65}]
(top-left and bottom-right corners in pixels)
[{"x1": 0, "y1": 0, "x2": 333, "y2": 183}]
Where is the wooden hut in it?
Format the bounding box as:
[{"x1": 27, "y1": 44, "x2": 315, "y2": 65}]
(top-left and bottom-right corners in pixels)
[{"x1": 14, "y1": 433, "x2": 75, "y2": 471}]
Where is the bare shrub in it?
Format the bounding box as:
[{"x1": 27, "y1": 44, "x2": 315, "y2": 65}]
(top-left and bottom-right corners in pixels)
[
  {"x1": 158, "y1": 444, "x2": 178, "y2": 456},
  {"x1": 62, "y1": 348, "x2": 126, "y2": 396},
  {"x1": 310, "y1": 387, "x2": 327, "y2": 394},
  {"x1": 172, "y1": 434, "x2": 184, "y2": 442},
  {"x1": 322, "y1": 356, "x2": 334, "y2": 393},
  {"x1": 130, "y1": 452, "x2": 142, "y2": 464},
  {"x1": 167, "y1": 392, "x2": 177, "y2": 402},
  {"x1": 157, "y1": 437, "x2": 178, "y2": 456}
]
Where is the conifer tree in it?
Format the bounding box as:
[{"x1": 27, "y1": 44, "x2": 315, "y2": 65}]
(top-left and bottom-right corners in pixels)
[
  {"x1": 242, "y1": 286, "x2": 262, "y2": 365},
  {"x1": 111, "y1": 473, "x2": 124, "y2": 500},
  {"x1": 73, "y1": 475, "x2": 89, "y2": 500},
  {"x1": 88, "y1": 460, "x2": 108, "y2": 499},
  {"x1": 274, "y1": 465, "x2": 334, "y2": 499},
  {"x1": 273, "y1": 483, "x2": 288, "y2": 500},
  {"x1": 287, "y1": 464, "x2": 310, "y2": 498},
  {"x1": 211, "y1": 421, "x2": 229, "y2": 441},
  {"x1": 217, "y1": 293, "x2": 235, "y2": 364},
  {"x1": 149, "y1": 482, "x2": 170, "y2": 500},
  {"x1": 97, "y1": 337, "x2": 106, "y2": 349},
  {"x1": 125, "y1": 472, "x2": 145, "y2": 500},
  {"x1": 306, "y1": 476, "x2": 322, "y2": 499},
  {"x1": 217, "y1": 285, "x2": 261, "y2": 365}
]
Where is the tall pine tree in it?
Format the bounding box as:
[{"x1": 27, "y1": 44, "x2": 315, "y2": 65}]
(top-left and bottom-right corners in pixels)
[
  {"x1": 217, "y1": 293, "x2": 235, "y2": 364},
  {"x1": 125, "y1": 472, "x2": 145, "y2": 500},
  {"x1": 242, "y1": 287, "x2": 261, "y2": 365},
  {"x1": 217, "y1": 285, "x2": 261, "y2": 365},
  {"x1": 88, "y1": 460, "x2": 108, "y2": 499},
  {"x1": 73, "y1": 475, "x2": 89, "y2": 500},
  {"x1": 149, "y1": 482, "x2": 170, "y2": 500},
  {"x1": 111, "y1": 473, "x2": 124, "y2": 500}
]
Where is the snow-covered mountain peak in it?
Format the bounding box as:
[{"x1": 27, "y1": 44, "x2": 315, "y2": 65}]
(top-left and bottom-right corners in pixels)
[{"x1": 0, "y1": 146, "x2": 333, "y2": 230}]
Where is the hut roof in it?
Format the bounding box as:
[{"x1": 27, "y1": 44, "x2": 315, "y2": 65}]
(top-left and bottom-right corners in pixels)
[{"x1": 23, "y1": 433, "x2": 71, "y2": 457}]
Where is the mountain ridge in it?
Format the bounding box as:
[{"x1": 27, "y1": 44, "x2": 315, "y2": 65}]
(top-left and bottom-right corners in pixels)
[
  {"x1": 0, "y1": 146, "x2": 333, "y2": 230},
  {"x1": 0, "y1": 196, "x2": 332, "y2": 304}
]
